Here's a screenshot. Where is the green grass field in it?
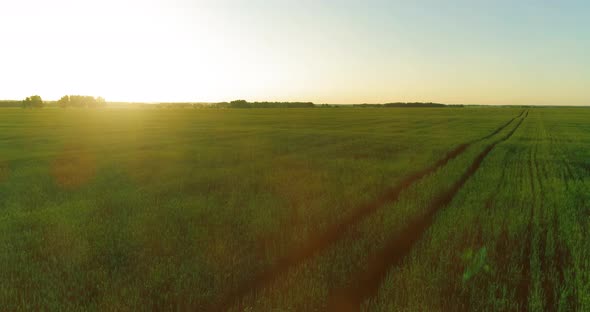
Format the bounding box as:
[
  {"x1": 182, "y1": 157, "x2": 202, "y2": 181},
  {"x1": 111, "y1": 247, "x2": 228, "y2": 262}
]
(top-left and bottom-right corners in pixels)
[{"x1": 0, "y1": 107, "x2": 588, "y2": 311}]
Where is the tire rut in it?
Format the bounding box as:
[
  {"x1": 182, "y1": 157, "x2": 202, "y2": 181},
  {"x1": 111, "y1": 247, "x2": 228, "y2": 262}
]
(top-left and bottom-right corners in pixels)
[
  {"x1": 210, "y1": 111, "x2": 525, "y2": 311},
  {"x1": 327, "y1": 112, "x2": 527, "y2": 312},
  {"x1": 532, "y1": 128, "x2": 557, "y2": 311},
  {"x1": 479, "y1": 109, "x2": 525, "y2": 141},
  {"x1": 517, "y1": 130, "x2": 536, "y2": 310}
]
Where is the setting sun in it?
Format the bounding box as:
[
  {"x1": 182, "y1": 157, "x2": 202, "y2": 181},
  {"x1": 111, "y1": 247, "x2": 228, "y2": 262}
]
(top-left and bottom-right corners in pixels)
[{"x1": 2, "y1": 0, "x2": 589, "y2": 105}]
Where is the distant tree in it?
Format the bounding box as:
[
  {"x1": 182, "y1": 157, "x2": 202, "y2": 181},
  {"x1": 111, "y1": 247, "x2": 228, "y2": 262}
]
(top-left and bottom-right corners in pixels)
[
  {"x1": 56, "y1": 95, "x2": 106, "y2": 108},
  {"x1": 57, "y1": 95, "x2": 70, "y2": 108},
  {"x1": 228, "y1": 100, "x2": 315, "y2": 108},
  {"x1": 229, "y1": 100, "x2": 250, "y2": 108},
  {"x1": 214, "y1": 102, "x2": 230, "y2": 109},
  {"x1": 0, "y1": 101, "x2": 23, "y2": 108},
  {"x1": 22, "y1": 95, "x2": 43, "y2": 108},
  {"x1": 384, "y1": 102, "x2": 446, "y2": 108},
  {"x1": 88, "y1": 96, "x2": 106, "y2": 108},
  {"x1": 21, "y1": 98, "x2": 30, "y2": 108}
]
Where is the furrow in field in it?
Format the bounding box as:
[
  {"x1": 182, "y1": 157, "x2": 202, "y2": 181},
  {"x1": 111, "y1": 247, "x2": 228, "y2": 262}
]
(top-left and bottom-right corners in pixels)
[
  {"x1": 210, "y1": 112, "x2": 525, "y2": 311},
  {"x1": 484, "y1": 149, "x2": 510, "y2": 210},
  {"x1": 536, "y1": 156, "x2": 554, "y2": 310},
  {"x1": 529, "y1": 128, "x2": 549, "y2": 310},
  {"x1": 539, "y1": 213, "x2": 557, "y2": 311},
  {"x1": 327, "y1": 112, "x2": 527, "y2": 312},
  {"x1": 553, "y1": 205, "x2": 574, "y2": 309},
  {"x1": 532, "y1": 124, "x2": 560, "y2": 311},
  {"x1": 515, "y1": 126, "x2": 536, "y2": 310},
  {"x1": 548, "y1": 129, "x2": 577, "y2": 309}
]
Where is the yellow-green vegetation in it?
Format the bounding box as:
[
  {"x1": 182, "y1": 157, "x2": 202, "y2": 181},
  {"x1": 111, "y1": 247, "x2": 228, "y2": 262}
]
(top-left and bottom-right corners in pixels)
[
  {"x1": 365, "y1": 109, "x2": 590, "y2": 311},
  {"x1": 0, "y1": 107, "x2": 587, "y2": 311}
]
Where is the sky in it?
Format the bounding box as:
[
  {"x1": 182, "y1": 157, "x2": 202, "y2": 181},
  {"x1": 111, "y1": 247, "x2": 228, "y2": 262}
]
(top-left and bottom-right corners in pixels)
[{"x1": 1, "y1": 0, "x2": 589, "y2": 105}]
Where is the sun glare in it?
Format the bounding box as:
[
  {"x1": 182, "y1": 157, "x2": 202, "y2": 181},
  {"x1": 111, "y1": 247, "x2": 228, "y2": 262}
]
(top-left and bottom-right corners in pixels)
[{"x1": 1, "y1": 0, "x2": 589, "y2": 105}]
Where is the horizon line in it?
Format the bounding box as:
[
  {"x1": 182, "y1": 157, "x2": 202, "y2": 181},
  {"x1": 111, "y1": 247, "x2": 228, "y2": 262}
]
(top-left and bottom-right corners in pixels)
[{"x1": 0, "y1": 99, "x2": 588, "y2": 107}]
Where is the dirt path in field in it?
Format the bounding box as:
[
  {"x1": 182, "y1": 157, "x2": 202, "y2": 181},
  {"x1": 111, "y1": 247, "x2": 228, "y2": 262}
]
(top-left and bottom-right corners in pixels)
[
  {"x1": 327, "y1": 112, "x2": 528, "y2": 312},
  {"x1": 211, "y1": 111, "x2": 524, "y2": 311},
  {"x1": 479, "y1": 109, "x2": 525, "y2": 141}
]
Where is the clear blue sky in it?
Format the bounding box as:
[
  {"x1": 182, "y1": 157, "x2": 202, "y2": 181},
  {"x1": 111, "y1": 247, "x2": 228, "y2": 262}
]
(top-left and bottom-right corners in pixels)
[{"x1": 1, "y1": 0, "x2": 589, "y2": 104}]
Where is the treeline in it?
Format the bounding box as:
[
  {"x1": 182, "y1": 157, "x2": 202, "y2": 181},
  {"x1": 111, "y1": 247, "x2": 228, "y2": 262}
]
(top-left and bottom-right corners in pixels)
[
  {"x1": 57, "y1": 95, "x2": 106, "y2": 108},
  {"x1": 22, "y1": 95, "x2": 44, "y2": 108},
  {"x1": 0, "y1": 100, "x2": 25, "y2": 108},
  {"x1": 215, "y1": 100, "x2": 315, "y2": 108},
  {"x1": 353, "y1": 102, "x2": 462, "y2": 108},
  {"x1": 9, "y1": 96, "x2": 463, "y2": 109},
  {"x1": 13, "y1": 95, "x2": 106, "y2": 108}
]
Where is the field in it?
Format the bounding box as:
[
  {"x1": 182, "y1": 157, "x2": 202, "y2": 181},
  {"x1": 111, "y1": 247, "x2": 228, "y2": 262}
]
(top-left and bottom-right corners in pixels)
[{"x1": 0, "y1": 107, "x2": 588, "y2": 311}]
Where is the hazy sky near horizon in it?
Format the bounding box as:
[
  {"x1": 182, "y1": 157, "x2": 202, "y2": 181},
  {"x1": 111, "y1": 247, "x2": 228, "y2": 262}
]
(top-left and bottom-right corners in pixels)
[{"x1": 1, "y1": 0, "x2": 589, "y2": 105}]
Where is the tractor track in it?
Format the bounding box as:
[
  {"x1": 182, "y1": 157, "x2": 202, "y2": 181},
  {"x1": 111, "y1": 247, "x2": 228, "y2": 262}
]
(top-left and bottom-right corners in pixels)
[
  {"x1": 210, "y1": 111, "x2": 525, "y2": 311},
  {"x1": 479, "y1": 109, "x2": 525, "y2": 141},
  {"x1": 517, "y1": 124, "x2": 537, "y2": 311},
  {"x1": 327, "y1": 112, "x2": 527, "y2": 312},
  {"x1": 531, "y1": 127, "x2": 558, "y2": 311}
]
